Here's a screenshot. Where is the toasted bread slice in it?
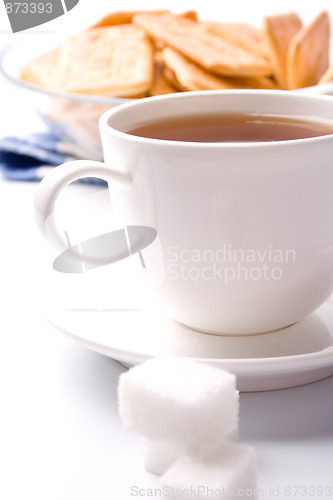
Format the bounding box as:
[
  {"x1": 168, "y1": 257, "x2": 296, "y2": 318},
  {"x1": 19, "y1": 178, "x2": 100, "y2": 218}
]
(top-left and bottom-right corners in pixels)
[
  {"x1": 134, "y1": 13, "x2": 272, "y2": 77},
  {"x1": 54, "y1": 25, "x2": 154, "y2": 97},
  {"x1": 286, "y1": 11, "x2": 330, "y2": 89},
  {"x1": 263, "y1": 12, "x2": 302, "y2": 89}
]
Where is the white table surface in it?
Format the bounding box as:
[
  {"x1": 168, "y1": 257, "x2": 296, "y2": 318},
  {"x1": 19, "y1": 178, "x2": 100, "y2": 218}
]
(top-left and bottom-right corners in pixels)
[{"x1": 1, "y1": 1, "x2": 333, "y2": 499}]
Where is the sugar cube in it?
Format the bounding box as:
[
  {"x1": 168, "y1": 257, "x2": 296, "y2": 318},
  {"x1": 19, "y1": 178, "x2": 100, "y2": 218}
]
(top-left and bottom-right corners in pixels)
[
  {"x1": 143, "y1": 428, "x2": 239, "y2": 475},
  {"x1": 143, "y1": 438, "x2": 182, "y2": 475},
  {"x1": 161, "y1": 441, "x2": 258, "y2": 499},
  {"x1": 117, "y1": 355, "x2": 239, "y2": 448}
]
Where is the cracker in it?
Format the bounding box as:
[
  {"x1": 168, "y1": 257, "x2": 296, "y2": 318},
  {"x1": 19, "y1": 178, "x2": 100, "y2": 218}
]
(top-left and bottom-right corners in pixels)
[
  {"x1": 263, "y1": 12, "x2": 302, "y2": 89},
  {"x1": 161, "y1": 47, "x2": 239, "y2": 91},
  {"x1": 20, "y1": 48, "x2": 60, "y2": 87},
  {"x1": 90, "y1": 10, "x2": 196, "y2": 29},
  {"x1": 133, "y1": 13, "x2": 272, "y2": 77},
  {"x1": 54, "y1": 25, "x2": 154, "y2": 97},
  {"x1": 204, "y1": 22, "x2": 269, "y2": 59},
  {"x1": 90, "y1": 10, "x2": 169, "y2": 28},
  {"x1": 228, "y1": 75, "x2": 280, "y2": 90},
  {"x1": 162, "y1": 47, "x2": 279, "y2": 91},
  {"x1": 148, "y1": 56, "x2": 179, "y2": 95},
  {"x1": 180, "y1": 11, "x2": 198, "y2": 21},
  {"x1": 286, "y1": 11, "x2": 330, "y2": 89},
  {"x1": 318, "y1": 65, "x2": 333, "y2": 85},
  {"x1": 149, "y1": 71, "x2": 178, "y2": 95}
]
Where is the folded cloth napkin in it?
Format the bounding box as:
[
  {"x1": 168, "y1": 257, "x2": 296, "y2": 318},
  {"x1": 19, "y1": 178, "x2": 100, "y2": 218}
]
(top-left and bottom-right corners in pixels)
[{"x1": 0, "y1": 131, "x2": 106, "y2": 185}]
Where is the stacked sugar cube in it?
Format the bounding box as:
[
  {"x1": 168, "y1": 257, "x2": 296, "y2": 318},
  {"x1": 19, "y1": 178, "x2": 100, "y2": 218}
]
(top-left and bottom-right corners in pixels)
[{"x1": 118, "y1": 355, "x2": 257, "y2": 499}]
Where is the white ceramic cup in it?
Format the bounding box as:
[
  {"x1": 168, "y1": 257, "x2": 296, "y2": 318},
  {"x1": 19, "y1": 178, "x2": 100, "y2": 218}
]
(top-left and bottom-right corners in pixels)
[{"x1": 34, "y1": 89, "x2": 333, "y2": 335}]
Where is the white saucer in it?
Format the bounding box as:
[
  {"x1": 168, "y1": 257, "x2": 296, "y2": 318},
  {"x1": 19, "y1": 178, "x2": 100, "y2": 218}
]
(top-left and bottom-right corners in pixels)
[{"x1": 41, "y1": 263, "x2": 333, "y2": 392}]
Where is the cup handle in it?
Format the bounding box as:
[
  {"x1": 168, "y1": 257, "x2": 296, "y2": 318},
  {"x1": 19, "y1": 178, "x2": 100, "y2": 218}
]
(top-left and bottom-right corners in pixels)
[{"x1": 34, "y1": 160, "x2": 132, "y2": 253}]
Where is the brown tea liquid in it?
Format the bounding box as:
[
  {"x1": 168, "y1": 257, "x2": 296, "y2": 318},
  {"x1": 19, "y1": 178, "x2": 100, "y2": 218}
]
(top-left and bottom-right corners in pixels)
[{"x1": 127, "y1": 113, "x2": 333, "y2": 142}]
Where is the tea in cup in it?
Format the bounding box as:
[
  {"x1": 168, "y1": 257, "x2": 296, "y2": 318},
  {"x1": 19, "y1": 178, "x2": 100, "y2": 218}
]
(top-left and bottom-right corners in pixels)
[{"x1": 35, "y1": 90, "x2": 333, "y2": 335}]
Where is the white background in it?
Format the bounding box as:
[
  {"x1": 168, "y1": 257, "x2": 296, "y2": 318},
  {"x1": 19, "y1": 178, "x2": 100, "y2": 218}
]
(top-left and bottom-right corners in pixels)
[{"x1": 0, "y1": 1, "x2": 333, "y2": 499}]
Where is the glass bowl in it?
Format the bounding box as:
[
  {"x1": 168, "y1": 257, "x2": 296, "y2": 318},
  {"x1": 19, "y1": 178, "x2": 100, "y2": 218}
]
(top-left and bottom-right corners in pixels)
[{"x1": 0, "y1": 34, "x2": 132, "y2": 158}]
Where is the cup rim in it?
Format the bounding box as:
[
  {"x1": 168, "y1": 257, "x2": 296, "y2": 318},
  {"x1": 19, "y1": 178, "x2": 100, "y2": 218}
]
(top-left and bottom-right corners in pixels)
[{"x1": 99, "y1": 89, "x2": 333, "y2": 148}]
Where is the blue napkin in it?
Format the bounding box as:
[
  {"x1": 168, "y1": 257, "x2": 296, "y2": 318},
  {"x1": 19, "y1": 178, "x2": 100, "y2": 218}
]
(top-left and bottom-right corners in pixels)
[{"x1": 0, "y1": 131, "x2": 106, "y2": 185}]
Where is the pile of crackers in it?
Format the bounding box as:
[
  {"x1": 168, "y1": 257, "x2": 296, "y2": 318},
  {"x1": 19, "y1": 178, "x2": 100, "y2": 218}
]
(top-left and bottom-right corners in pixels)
[{"x1": 21, "y1": 9, "x2": 331, "y2": 98}]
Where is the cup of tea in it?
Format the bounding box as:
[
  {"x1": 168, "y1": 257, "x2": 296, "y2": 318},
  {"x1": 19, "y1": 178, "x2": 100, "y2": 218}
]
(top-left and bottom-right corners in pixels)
[{"x1": 34, "y1": 89, "x2": 333, "y2": 335}]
